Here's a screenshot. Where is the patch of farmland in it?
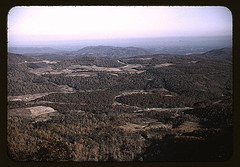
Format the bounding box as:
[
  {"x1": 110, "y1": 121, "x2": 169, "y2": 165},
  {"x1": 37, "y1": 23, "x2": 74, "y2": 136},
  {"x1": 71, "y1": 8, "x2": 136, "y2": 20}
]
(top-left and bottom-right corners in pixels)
[
  {"x1": 8, "y1": 106, "x2": 57, "y2": 119},
  {"x1": 154, "y1": 63, "x2": 174, "y2": 68},
  {"x1": 8, "y1": 92, "x2": 52, "y2": 102}
]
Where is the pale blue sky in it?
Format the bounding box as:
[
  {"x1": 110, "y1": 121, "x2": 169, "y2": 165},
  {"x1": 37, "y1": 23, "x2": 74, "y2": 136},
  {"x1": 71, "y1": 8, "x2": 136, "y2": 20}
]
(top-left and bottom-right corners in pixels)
[{"x1": 8, "y1": 6, "x2": 232, "y2": 44}]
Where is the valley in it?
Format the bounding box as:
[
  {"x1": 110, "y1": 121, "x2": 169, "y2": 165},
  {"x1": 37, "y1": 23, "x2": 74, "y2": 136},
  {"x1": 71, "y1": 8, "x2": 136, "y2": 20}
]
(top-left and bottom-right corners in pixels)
[{"x1": 7, "y1": 47, "x2": 232, "y2": 161}]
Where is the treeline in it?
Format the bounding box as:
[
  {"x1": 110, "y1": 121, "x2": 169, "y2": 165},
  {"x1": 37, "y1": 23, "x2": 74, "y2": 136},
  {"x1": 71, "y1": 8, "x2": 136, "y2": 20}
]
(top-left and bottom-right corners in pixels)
[
  {"x1": 115, "y1": 92, "x2": 216, "y2": 108},
  {"x1": 145, "y1": 61, "x2": 231, "y2": 97},
  {"x1": 55, "y1": 56, "x2": 124, "y2": 68},
  {"x1": 121, "y1": 54, "x2": 195, "y2": 65},
  {"x1": 35, "y1": 90, "x2": 117, "y2": 106},
  {"x1": 43, "y1": 72, "x2": 149, "y2": 91}
]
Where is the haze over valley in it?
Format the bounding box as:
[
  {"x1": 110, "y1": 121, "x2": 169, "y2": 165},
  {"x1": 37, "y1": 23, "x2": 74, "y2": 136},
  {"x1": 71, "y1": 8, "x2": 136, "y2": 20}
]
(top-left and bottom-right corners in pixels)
[{"x1": 8, "y1": 35, "x2": 232, "y2": 55}]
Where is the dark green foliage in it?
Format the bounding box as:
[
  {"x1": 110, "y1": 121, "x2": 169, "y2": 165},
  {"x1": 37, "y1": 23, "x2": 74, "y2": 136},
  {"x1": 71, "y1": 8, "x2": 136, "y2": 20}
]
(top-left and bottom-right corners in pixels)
[
  {"x1": 26, "y1": 63, "x2": 41, "y2": 69},
  {"x1": 116, "y1": 93, "x2": 197, "y2": 108},
  {"x1": 56, "y1": 56, "x2": 125, "y2": 68},
  {"x1": 35, "y1": 90, "x2": 117, "y2": 105},
  {"x1": 185, "y1": 98, "x2": 232, "y2": 128},
  {"x1": 144, "y1": 111, "x2": 172, "y2": 124},
  {"x1": 142, "y1": 128, "x2": 232, "y2": 161},
  {"x1": 172, "y1": 116, "x2": 185, "y2": 128},
  {"x1": 155, "y1": 111, "x2": 172, "y2": 123},
  {"x1": 33, "y1": 139, "x2": 72, "y2": 161},
  {"x1": 73, "y1": 46, "x2": 153, "y2": 58}
]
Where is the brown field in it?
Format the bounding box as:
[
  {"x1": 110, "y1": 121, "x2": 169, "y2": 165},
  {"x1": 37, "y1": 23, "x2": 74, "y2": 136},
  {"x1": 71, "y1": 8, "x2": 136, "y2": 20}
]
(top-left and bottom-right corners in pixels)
[{"x1": 8, "y1": 106, "x2": 57, "y2": 118}]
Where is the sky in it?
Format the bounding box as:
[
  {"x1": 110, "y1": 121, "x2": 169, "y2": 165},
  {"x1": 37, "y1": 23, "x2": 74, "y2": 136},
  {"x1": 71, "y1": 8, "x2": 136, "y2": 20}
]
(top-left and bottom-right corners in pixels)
[{"x1": 8, "y1": 6, "x2": 232, "y2": 45}]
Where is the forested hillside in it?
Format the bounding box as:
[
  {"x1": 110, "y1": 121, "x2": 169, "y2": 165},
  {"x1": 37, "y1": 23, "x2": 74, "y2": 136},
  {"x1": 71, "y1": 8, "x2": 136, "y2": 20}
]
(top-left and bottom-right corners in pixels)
[
  {"x1": 7, "y1": 48, "x2": 232, "y2": 161},
  {"x1": 73, "y1": 46, "x2": 155, "y2": 58}
]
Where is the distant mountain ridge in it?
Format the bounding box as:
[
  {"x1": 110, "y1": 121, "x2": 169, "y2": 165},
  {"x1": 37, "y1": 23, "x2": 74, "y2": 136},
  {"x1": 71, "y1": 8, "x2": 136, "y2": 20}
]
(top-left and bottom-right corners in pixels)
[
  {"x1": 8, "y1": 47, "x2": 232, "y2": 61},
  {"x1": 73, "y1": 45, "x2": 155, "y2": 58},
  {"x1": 195, "y1": 48, "x2": 232, "y2": 57},
  {"x1": 8, "y1": 47, "x2": 63, "y2": 54}
]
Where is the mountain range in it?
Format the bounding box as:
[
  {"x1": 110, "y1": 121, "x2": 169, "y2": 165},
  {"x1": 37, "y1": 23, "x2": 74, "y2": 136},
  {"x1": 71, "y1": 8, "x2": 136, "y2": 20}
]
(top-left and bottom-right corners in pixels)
[{"x1": 8, "y1": 45, "x2": 232, "y2": 61}]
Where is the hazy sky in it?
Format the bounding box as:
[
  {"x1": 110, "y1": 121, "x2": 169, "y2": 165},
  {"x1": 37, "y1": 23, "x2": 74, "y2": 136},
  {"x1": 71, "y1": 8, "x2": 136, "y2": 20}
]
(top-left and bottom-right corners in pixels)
[{"x1": 8, "y1": 6, "x2": 232, "y2": 44}]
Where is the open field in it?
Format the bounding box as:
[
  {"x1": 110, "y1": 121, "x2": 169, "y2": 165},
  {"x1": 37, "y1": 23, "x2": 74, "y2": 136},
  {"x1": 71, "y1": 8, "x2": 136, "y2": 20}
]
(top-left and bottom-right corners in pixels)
[
  {"x1": 8, "y1": 106, "x2": 57, "y2": 118},
  {"x1": 8, "y1": 92, "x2": 52, "y2": 102}
]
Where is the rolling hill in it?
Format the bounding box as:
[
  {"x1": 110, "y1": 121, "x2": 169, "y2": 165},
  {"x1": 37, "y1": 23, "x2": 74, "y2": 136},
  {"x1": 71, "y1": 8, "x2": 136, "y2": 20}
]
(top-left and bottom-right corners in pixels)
[
  {"x1": 72, "y1": 45, "x2": 155, "y2": 58},
  {"x1": 194, "y1": 48, "x2": 232, "y2": 57},
  {"x1": 8, "y1": 52, "x2": 38, "y2": 64}
]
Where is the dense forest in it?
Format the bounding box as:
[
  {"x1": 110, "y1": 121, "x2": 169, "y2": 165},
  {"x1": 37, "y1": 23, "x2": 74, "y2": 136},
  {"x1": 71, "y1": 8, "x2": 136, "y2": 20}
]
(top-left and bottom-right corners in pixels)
[{"x1": 7, "y1": 48, "x2": 233, "y2": 161}]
